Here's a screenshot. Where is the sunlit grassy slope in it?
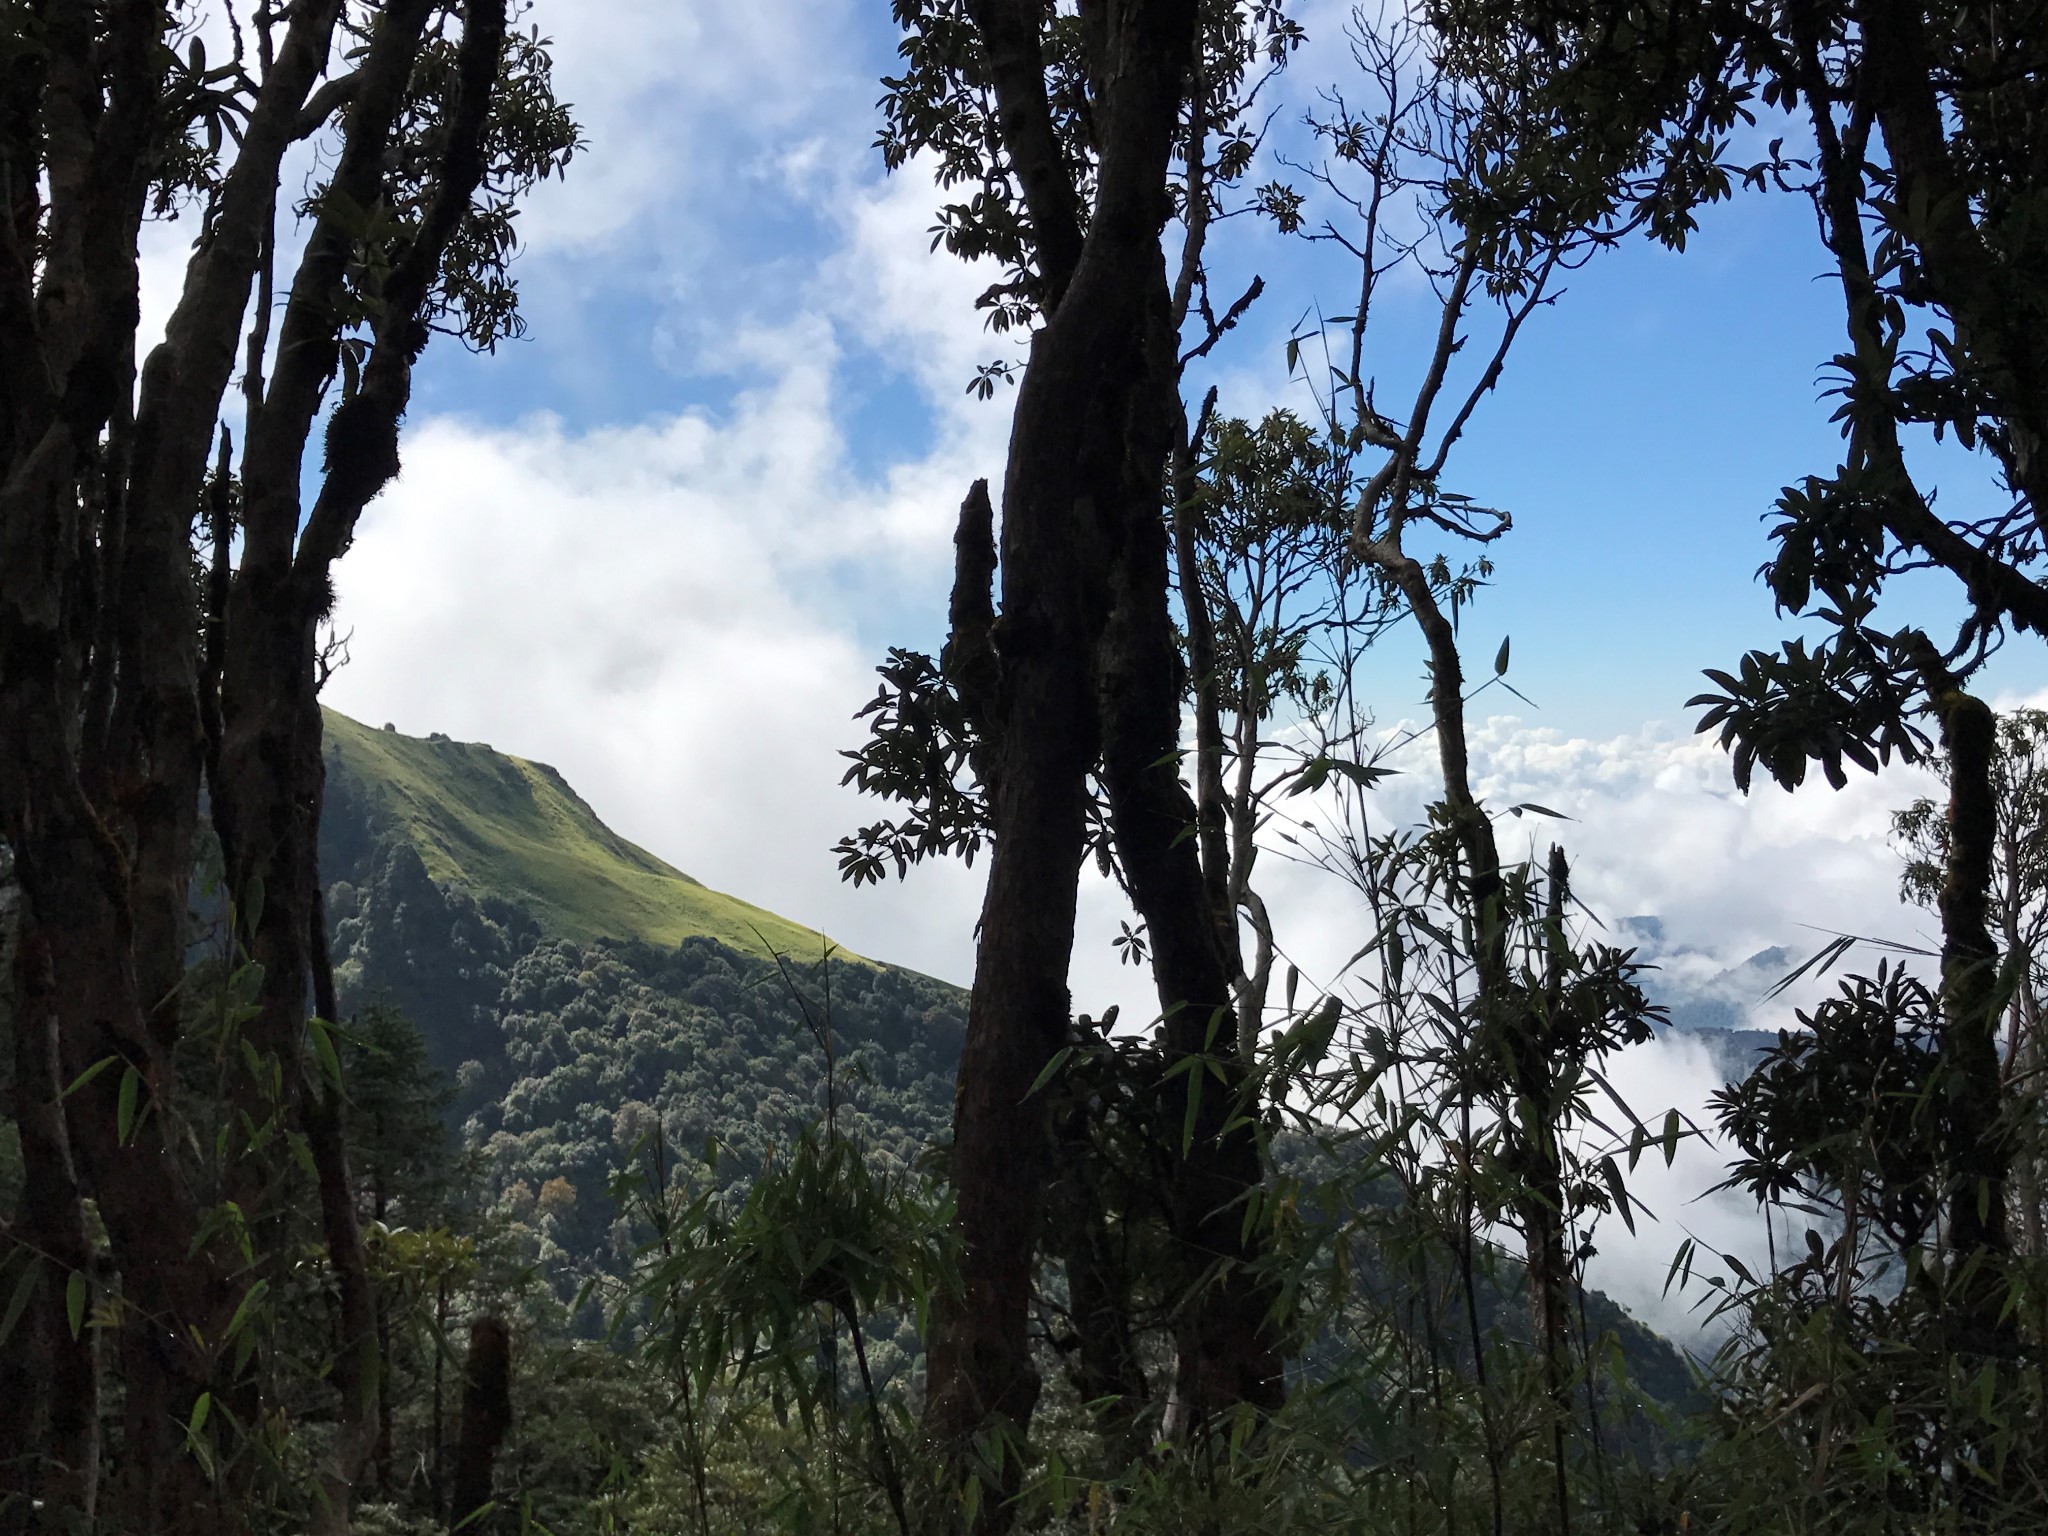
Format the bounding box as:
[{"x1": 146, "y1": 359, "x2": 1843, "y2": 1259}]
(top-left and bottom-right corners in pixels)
[{"x1": 322, "y1": 708, "x2": 847, "y2": 962}]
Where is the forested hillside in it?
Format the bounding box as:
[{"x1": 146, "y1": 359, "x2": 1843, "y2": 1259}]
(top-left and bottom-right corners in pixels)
[
  {"x1": 319, "y1": 711, "x2": 966, "y2": 1261},
  {"x1": 317, "y1": 709, "x2": 1690, "y2": 1405}
]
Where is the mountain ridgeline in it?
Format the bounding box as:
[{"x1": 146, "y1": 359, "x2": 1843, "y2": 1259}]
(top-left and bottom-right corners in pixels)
[
  {"x1": 316, "y1": 709, "x2": 966, "y2": 1263},
  {"x1": 313, "y1": 711, "x2": 1698, "y2": 1399}
]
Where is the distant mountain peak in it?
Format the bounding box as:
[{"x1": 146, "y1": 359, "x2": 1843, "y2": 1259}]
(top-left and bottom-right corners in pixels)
[{"x1": 321, "y1": 708, "x2": 851, "y2": 962}]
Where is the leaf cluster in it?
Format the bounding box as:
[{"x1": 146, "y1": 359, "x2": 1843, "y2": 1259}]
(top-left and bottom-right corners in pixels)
[{"x1": 834, "y1": 647, "x2": 990, "y2": 887}]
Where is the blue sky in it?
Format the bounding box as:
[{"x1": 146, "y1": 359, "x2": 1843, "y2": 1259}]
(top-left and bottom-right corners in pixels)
[{"x1": 391, "y1": 0, "x2": 2040, "y2": 743}]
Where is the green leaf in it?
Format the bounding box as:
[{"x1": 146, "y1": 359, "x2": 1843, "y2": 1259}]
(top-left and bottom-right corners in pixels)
[
  {"x1": 1286, "y1": 756, "x2": 1331, "y2": 796},
  {"x1": 1024, "y1": 1046, "x2": 1073, "y2": 1099},
  {"x1": 66, "y1": 1270, "x2": 87, "y2": 1339},
  {"x1": 1662, "y1": 1237, "x2": 1695, "y2": 1299},
  {"x1": 224, "y1": 1279, "x2": 269, "y2": 1343},
  {"x1": 0, "y1": 1259, "x2": 42, "y2": 1348},
  {"x1": 1327, "y1": 758, "x2": 1393, "y2": 789},
  {"x1": 61, "y1": 1055, "x2": 118, "y2": 1100},
  {"x1": 1600, "y1": 1156, "x2": 1635, "y2": 1235},
  {"x1": 307, "y1": 1015, "x2": 344, "y2": 1094},
  {"x1": 188, "y1": 1392, "x2": 212, "y2": 1440},
  {"x1": 116, "y1": 1065, "x2": 142, "y2": 1146}
]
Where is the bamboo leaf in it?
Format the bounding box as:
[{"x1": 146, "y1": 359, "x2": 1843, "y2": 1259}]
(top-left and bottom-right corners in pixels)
[
  {"x1": 307, "y1": 1015, "x2": 344, "y2": 1094},
  {"x1": 0, "y1": 1260, "x2": 41, "y2": 1348},
  {"x1": 224, "y1": 1279, "x2": 269, "y2": 1342},
  {"x1": 116, "y1": 1065, "x2": 142, "y2": 1146},
  {"x1": 1024, "y1": 1046, "x2": 1073, "y2": 1099},
  {"x1": 60, "y1": 1055, "x2": 118, "y2": 1100}
]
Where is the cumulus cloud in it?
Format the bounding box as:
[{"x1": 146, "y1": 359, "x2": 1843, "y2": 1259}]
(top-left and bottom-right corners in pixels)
[
  {"x1": 323, "y1": 397, "x2": 990, "y2": 986},
  {"x1": 507, "y1": 0, "x2": 879, "y2": 258},
  {"x1": 1244, "y1": 709, "x2": 1951, "y2": 1032},
  {"x1": 325, "y1": 0, "x2": 1024, "y2": 985}
]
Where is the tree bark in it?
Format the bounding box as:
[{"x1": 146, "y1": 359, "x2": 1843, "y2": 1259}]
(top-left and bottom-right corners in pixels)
[
  {"x1": 207, "y1": 9, "x2": 506, "y2": 1531},
  {"x1": 1368, "y1": 534, "x2": 1574, "y2": 1429},
  {"x1": 449, "y1": 1317, "x2": 513, "y2": 1533},
  {"x1": 1099, "y1": 423, "x2": 1283, "y2": 1420},
  {"x1": 1168, "y1": 405, "x2": 1241, "y2": 980},
  {"x1": 1857, "y1": 0, "x2": 2048, "y2": 523},
  {"x1": 921, "y1": 0, "x2": 1200, "y2": 1513},
  {"x1": 4, "y1": 929, "x2": 101, "y2": 1528},
  {"x1": 1, "y1": 8, "x2": 344, "y2": 1527},
  {"x1": 1923, "y1": 679, "x2": 2015, "y2": 1320}
]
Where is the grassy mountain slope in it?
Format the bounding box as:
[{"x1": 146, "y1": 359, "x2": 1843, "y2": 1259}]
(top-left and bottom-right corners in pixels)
[{"x1": 322, "y1": 708, "x2": 841, "y2": 962}]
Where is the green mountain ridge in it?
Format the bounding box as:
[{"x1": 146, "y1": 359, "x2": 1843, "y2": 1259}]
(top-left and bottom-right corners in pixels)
[
  {"x1": 314, "y1": 707, "x2": 1699, "y2": 1407},
  {"x1": 316, "y1": 708, "x2": 969, "y2": 1282},
  {"x1": 322, "y1": 708, "x2": 848, "y2": 962}
]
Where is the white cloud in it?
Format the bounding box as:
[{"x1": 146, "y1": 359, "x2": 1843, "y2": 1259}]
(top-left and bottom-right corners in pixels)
[
  {"x1": 323, "y1": 0, "x2": 1026, "y2": 991},
  {"x1": 510, "y1": 0, "x2": 876, "y2": 261},
  {"x1": 1246, "y1": 710, "x2": 1950, "y2": 1032},
  {"x1": 1571, "y1": 1031, "x2": 1774, "y2": 1348},
  {"x1": 324, "y1": 395, "x2": 986, "y2": 985}
]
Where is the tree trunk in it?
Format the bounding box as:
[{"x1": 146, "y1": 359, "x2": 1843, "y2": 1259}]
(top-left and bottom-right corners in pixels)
[
  {"x1": 1925, "y1": 682, "x2": 2015, "y2": 1329},
  {"x1": 309, "y1": 883, "x2": 382, "y2": 1536},
  {"x1": 449, "y1": 1318, "x2": 513, "y2": 1533},
  {"x1": 4, "y1": 929, "x2": 101, "y2": 1528},
  {"x1": 1044, "y1": 1071, "x2": 1151, "y2": 1452},
  {"x1": 1371, "y1": 539, "x2": 1575, "y2": 1473},
  {"x1": 921, "y1": 3, "x2": 1200, "y2": 1509},
  {"x1": 1099, "y1": 418, "x2": 1283, "y2": 1421},
  {"x1": 1168, "y1": 409, "x2": 1239, "y2": 977}
]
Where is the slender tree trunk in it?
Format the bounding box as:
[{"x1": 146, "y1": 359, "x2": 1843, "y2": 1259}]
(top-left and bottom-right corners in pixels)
[
  {"x1": 1923, "y1": 678, "x2": 2015, "y2": 1328},
  {"x1": 449, "y1": 1317, "x2": 513, "y2": 1533},
  {"x1": 1045, "y1": 1081, "x2": 1151, "y2": 1451},
  {"x1": 1098, "y1": 417, "x2": 1283, "y2": 1419},
  {"x1": 2018, "y1": 984, "x2": 2046, "y2": 1268},
  {"x1": 922, "y1": 4, "x2": 1200, "y2": 1508},
  {"x1": 2, "y1": 770, "x2": 239, "y2": 1536},
  {"x1": 1369, "y1": 538, "x2": 1575, "y2": 1519},
  {"x1": 433, "y1": 1277, "x2": 450, "y2": 1518},
  {"x1": 210, "y1": 8, "x2": 505, "y2": 1519},
  {"x1": 5, "y1": 928, "x2": 101, "y2": 1528},
  {"x1": 309, "y1": 881, "x2": 382, "y2": 1536},
  {"x1": 1168, "y1": 405, "x2": 1238, "y2": 976}
]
